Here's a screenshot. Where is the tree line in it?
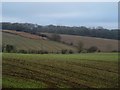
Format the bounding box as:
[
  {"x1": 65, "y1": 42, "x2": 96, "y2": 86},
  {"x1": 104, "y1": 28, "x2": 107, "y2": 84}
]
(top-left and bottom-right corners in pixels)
[
  {"x1": 2, "y1": 44, "x2": 101, "y2": 54},
  {"x1": 1, "y1": 22, "x2": 119, "y2": 40},
  {"x1": 2, "y1": 44, "x2": 74, "y2": 54}
]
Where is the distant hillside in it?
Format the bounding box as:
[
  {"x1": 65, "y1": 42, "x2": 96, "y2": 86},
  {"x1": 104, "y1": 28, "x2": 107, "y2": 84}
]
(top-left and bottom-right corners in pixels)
[
  {"x1": 2, "y1": 30, "x2": 47, "y2": 40},
  {"x1": 2, "y1": 30, "x2": 77, "y2": 52},
  {"x1": 43, "y1": 33, "x2": 118, "y2": 52},
  {"x1": 2, "y1": 22, "x2": 119, "y2": 40}
]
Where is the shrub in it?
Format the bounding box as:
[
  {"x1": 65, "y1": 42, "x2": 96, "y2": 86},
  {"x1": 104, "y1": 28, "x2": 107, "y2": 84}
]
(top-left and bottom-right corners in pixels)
[
  {"x1": 6, "y1": 44, "x2": 16, "y2": 53},
  {"x1": 70, "y1": 42, "x2": 73, "y2": 46},
  {"x1": 68, "y1": 50, "x2": 74, "y2": 54},
  {"x1": 61, "y1": 49, "x2": 68, "y2": 54},
  {"x1": 51, "y1": 33, "x2": 61, "y2": 42},
  {"x1": 87, "y1": 46, "x2": 98, "y2": 53},
  {"x1": 2, "y1": 44, "x2": 6, "y2": 52},
  {"x1": 44, "y1": 50, "x2": 48, "y2": 54},
  {"x1": 112, "y1": 50, "x2": 118, "y2": 52},
  {"x1": 98, "y1": 50, "x2": 101, "y2": 52},
  {"x1": 81, "y1": 49, "x2": 88, "y2": 53},
  {"x1": 77, "y1": 41, "x2": 84, "y2": 53},
  {"x1": 18, "y1": 50, "x2": 28, "y2": 54}
]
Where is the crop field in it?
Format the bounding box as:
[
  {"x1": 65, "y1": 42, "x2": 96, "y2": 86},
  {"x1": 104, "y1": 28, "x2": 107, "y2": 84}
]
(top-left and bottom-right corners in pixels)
[
  {"x1": 2, "y1": 53, "x2": 119, "y2": 88},
  {"x1": 2, "y1": 32, "x2": 77, "y2": 52},
  {"x1": 2, "y1": 30, "x2": 43, "y2": 40},
  {"x1": 42, "y1": 33, "x2": 118, "y2": 52}
]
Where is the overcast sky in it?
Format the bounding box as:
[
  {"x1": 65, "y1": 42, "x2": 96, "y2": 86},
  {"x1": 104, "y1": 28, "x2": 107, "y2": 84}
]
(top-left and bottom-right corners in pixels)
[{"x1": 2, "y1": 2, "x2": 118, "y2": 29}]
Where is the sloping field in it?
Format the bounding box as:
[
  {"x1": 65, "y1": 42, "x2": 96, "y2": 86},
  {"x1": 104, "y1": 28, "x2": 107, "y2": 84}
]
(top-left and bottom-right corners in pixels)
[
  {"x1": 2, "y1": 30, "x2": 43, "y2": 40},
  {"x1": 43, "y1": 33, "x2": 118, "y2": 52},
  {"x1": 0, "y1": 31, "x2": 2, "y2": 47},
  {"x1": 2, "y1": 32, "x2": 77, "y2": 52},
  {"x1": 2, "y1": 53, "x2": 118, "y2": 88}
]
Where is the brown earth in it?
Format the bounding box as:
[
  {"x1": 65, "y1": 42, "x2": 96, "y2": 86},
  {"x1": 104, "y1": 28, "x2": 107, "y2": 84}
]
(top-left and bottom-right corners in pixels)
[
  {"x1": 2, "y1": 30, "x2": 44, "y2": 40},
  {"x1": 2, "y1": 30, "x2": 118, "y2": 52},
  {"x1": 42, "y1": 33, "x2": 118, "y2": 52}
]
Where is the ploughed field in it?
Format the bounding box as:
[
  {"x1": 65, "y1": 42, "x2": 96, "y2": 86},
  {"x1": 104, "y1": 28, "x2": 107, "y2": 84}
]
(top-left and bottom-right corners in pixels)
[
  {"x1": 2, "y1": 31, "x2": 77, "y2": 52},
  {"x1": 42, "y1": 33, "x2": 118, "y2": 52},
  {"x1": 2, "y1": 53, "x2": 118, "y2": 88}
]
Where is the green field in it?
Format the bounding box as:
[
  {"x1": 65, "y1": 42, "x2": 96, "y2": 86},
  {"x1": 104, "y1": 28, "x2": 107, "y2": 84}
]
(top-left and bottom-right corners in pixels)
[
  {"x1": 2, "y1": 32, "x2": 77, "y2": 52},
  {"x1": 2, "y1": 53, "x2": 119, "y2": 88}
]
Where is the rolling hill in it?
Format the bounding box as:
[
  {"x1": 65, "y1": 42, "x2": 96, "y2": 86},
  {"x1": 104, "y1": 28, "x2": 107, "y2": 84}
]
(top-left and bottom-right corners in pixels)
[
  {"x1": 2, "y1": 30, "x2": 119, "y2": 52},
  {"x1": 42, "y1": 33, "x2": 118, "y2": 52},
  {"x1": 2, "y1": 30, "x2": 77, "y2": 52}
]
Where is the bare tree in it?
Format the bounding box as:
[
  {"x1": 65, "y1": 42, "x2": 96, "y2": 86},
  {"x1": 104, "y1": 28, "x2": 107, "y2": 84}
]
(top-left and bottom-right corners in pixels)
[
  {"x1": 51, "y1": 33, "x2": 61, "y2": 42},
  {"x1": 77, "y1": 41, "x2": 84, "y2": 53}
]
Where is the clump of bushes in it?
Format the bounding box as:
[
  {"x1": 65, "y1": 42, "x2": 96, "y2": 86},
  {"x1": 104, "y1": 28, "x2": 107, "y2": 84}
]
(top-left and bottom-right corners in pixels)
[
  {"x1": 2, "y1": 44, "x2": 16, "y2": 53},
  {"x1": 77, "y1": 41, "x2": 84, "y2": 53},
  {"x1": 68, "y1": 50, "x2": 74, "y2": 54},
  {"x1": 17, "y1": 50, "x2": 49, "y2": 54},
  {"x1": 61, "y1": 49, "x2": 68, "y2": 54},
  {"x1": 18, "y1": 50, "x2": 28, "y2": 54},
  {"x1": 50, "y1": 33, "x2": 61, "y2": 42},
  {"x1": 69, "y1": 42, "x2": 73, "y2": 46},
  {"x1": 81, "y1": 49, "x2": 88, "y2": 53},
  {"x1": 87, "y1": 46, "x2": 98, "y2": 53},
  {"x1": 2, "y1": 44, "x2": 101, "y2": 54},
  {"x1": 61, "y1": 49, "x2": 74, "y2": 54}
]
